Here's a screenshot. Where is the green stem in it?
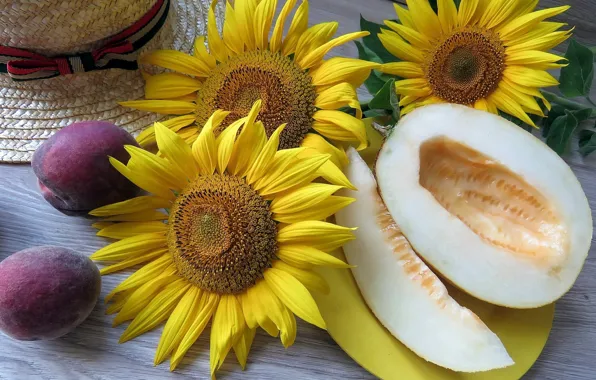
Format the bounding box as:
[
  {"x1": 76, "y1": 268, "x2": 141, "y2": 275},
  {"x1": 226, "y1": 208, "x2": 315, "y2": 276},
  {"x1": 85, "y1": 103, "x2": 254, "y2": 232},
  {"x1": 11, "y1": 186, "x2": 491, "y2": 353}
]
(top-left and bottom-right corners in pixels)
[
  {"x1": 591, "y1": 47, "x2": 596, "y2": 58},
  {"x1": 541, "y1": 90, "x2": 596, "y2": 117},
  {"x1": 587, "y1": 97, "x2": 596, "y2": 108}
]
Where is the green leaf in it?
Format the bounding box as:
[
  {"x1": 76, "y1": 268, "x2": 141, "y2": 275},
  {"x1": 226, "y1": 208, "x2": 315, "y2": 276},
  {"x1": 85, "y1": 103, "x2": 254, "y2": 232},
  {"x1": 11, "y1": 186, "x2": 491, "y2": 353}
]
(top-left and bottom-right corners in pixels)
[
  {"x1": 355, "y1": 41, "x2": 388, "y2": 95},
  {"x1": 546, "y1": 110, "x2": 579, "y2": 155},
  {"x1": 542, "y1": 105, "x2": 593, "y2": 137},
  {"x1": 579, "y1": 129, "x2": 596, "y2": 156},
  {"x1": 363, "y1": 109, "x2": 387, "y2": 118},
  {"x1": 360, "y1": 15, "x2": 399, "y2": 63},
  {"x1": 368, "y1": 78, "x2": 400, "y2": 122},
  {"x1": 558, "y1": 40, "x2": 594, "y2": 97}
]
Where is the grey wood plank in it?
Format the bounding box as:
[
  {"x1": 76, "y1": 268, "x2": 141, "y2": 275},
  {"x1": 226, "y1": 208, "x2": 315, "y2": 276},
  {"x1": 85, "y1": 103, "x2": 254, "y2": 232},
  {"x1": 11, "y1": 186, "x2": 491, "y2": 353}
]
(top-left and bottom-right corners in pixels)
[{"x1": 1, "y1": 1, "x2": 596, "y2": 379}]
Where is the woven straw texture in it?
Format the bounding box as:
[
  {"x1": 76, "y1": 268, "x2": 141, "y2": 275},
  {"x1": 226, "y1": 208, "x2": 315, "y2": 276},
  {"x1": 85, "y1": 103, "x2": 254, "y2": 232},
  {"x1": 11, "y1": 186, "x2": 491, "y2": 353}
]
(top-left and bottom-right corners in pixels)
[{"x1": 0, "y1": 0, "x2": 224, "y2": 163}]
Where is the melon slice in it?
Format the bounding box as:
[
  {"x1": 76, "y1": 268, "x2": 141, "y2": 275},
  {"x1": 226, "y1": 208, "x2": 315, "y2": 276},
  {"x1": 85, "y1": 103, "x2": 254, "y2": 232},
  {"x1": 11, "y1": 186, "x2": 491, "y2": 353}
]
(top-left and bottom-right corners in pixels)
[
  {"x1": 335, "y1": 148, "x2": 513, "y2": 372},
  {"x1": 376, "y1": 103, "x2": 592, "y2": 308}
]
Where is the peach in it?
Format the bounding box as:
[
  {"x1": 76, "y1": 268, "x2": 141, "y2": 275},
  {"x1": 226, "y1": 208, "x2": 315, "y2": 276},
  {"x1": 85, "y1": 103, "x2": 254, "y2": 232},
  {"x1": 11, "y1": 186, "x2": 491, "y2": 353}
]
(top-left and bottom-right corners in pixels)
[
  {"x1": 0, "y1": 246, "x2": 101, "y2": 341},
  {"x1": 32, "y1": 121, "x2": 140, "y2": 213}
]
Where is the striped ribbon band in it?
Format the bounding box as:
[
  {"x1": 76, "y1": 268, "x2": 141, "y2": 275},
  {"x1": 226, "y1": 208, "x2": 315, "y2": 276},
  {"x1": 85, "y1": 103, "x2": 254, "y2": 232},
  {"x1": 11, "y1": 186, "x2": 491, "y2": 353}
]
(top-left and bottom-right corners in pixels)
[{"x1": 0, "y1": 0, "x2": 169, "y2": 81}]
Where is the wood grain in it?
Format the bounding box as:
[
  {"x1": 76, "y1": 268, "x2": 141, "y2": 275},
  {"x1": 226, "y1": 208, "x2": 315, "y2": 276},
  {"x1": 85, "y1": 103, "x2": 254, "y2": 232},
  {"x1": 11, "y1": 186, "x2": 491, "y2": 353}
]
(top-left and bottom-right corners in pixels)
[{"x1": 1, "y1": 1, "x2": 595, "y2": 379}]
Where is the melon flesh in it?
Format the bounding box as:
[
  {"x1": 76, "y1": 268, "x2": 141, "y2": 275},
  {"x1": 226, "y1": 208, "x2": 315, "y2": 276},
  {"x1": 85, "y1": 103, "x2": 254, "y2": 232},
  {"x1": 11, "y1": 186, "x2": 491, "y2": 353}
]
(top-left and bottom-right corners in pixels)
[
  {"x1": 376, "y1": 103, "x2": 592, "y2": 308},
  {"x1": 336, "y1": 148, "x2": 513, "y2": 372}
]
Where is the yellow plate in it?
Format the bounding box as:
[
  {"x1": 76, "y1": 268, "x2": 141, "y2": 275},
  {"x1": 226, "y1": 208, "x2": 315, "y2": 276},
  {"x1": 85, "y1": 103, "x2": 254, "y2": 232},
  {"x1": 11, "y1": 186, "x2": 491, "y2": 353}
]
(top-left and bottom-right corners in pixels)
[
  {"x1": 314, "y1": 122, "x2": 554, "y2": 379},
  {"x1": 314, "y1": 254, "x2": 554, "y2": 380}
]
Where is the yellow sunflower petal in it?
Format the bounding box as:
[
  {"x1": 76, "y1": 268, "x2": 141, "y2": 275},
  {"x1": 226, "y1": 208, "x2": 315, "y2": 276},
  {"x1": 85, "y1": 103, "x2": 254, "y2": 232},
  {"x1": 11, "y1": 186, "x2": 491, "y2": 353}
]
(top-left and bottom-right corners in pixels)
[
  {"x1": 90, "y1": 195, "x2": 171, "y2": 217},
  {"x1": 154, "y1": 286, "x2": 202, "y2": 365},
  {"x1": 99, "y1": 249, "x2": 166, "y2": 275},
  {"x1": 208, "y1": 0, "x2": 228, "y2": 62},
  {"x1": 194, "y1": 36, "x2": 217, "y2": 69},
  {"x1": 277, "y1": 220, "x2": 355, "y2": 252},
  {"x1": 299, "y1": 31, "x2": 369, "y2": 69},
  {"x1": 239, "y1": 293, "x2": 258, "y2": 329},
  {"x1": 233, "y1": 327, "x2": 256, "y2": 370},
  {"x1": 125, "y1": 146, "x2": 187, "y2": 190},
  {"x1": 378, "y1": 29, "x2": 425, "y2": 63},
  {"x1": 478, "y1": 0, "x2": 518, "y2": 29},
  {"x1": 313, "y1": 110, "x2": 367, "y2": 150},
  {"x1": 506, "y1": 30, "x2": 572, "y2": 54},
  {"x1": 119, "y1": 100, "x2": 196, "y2": 115},
  {"x1": 263, "y1": 267, "x2": 326, "y2": 329},
  {"x1": 315, "y1": 83, "x2": 362, "y2": 118},
  {"x1": 155, "y1": 122, "x2": 198, "y2": 179},
  {"x1": 489, "y1": 88, "x2": 537, "y2": 128},
  {"x1": 474, "y1": 98, "x2": 489, "y2": 112},
  {"x1": 235, "y1": 0, "x2": 258, "y2": 50},
  {"x1": 394, "y1": 78, "x2": 432, "y2": 97},
  {"x1": 506, "y1": 21, "x2": 567, "y2": 47},
  {"x1": 300, "y1": 133, "x2": 348, "y2": 168},
  {"x1": 499, "y1": 6, "x2": 570, "y2": 41},
  {"x1": 216, "y1": 119, "x2": 244, "y2": 174},
  {"x1": 210, "y1": 294, "x2": 246, "y2": 376},
  {"x1": 103, "y1": 209, "x2": 168, "y2": 222},
  {"x1": 297, "y1": 148, "x2": 355, "y2": 190},
  {"x1": 229, "y1": 101, "x2": 268, "y2": 176},
  {"x1": 106, "y1": 289, "x2": 135, "y2": 315},
  {"x1": 137, "y1": 115, "x2": 197, "y2": 147},
  {"x1": 119, "y1": 279, "x2": 190, "y2": 343},
  {"x1": 145, "y1": 72, "x2": 201, "y2": 100},
  {"x1": 113, "y1": 275, "x2": 178, "y2": 325},
  {"x1": 270, "y1": 183, "x2": 341, "y2": 214},
  {"x1": 96, "y1": 221, "x2": 167, "y2": 240},
  {"x1": 252, "y1": 147, "x2": 304, "y2": 190},
  {"x1": 379, "y1": 61, "x2": 424, "y2": 79},
  {"x1": 497, "y1": 80, "x2": 544, "y2": 116},
  {"x1": 310, "y1": 57, "x2": 380, "y2": 88},
  {"x1": 294, "y1": 22, "x2": 338, "y2": 65},
  {"x1": 393, "y1": 4, "x2": 415, "y2": 29},
  {"x1": 192, "y1": 110, "x2": 229, "y2": 175},
  {"x1": 105, "y1": 255, "x2": 173, "y2": 302},
  {"x1": 140, "y1": 50, "x2": 210, "y2": 77},
  {"x1": 384, "y1": 20, "x2": 432, "y2": 50},
  {"x1": 109, "y1": 157, "x2": 175, "y2": 200},
  {"x1": 254, "y1": 0, "x2": 277, "y2": 50},
  {"x1": 270, "y1": 0, "x2": 297, "y2": 52},
  {"x1": 281, "y1": 0, "x2": 309, "y2": 56},
  {"x1": 273, "y1": 195, "x2": 354, "y2": 224},
  {"x1": 506, "y1": 50, "x2": 566, "y2": 70},
  {"x1": 457, "y1": 0, "x2": 479, "y2": 27},
  {"x1": 272, "y1": 260, "x2": 329, "y2": 294},
  {"x1": 277, "y1": 244, "x2": 351, "y2": 269},
  {"x1": 252, "y1": 281, "x2": 296, "y2": 348},
  {"x1": 502, "y1": 76, "x2": 552, "y2": 111},
  {"x1": 246, "y1": 285, "x2": 280, "y2": 337},
  {"x1": 503, "y1": 65, "x2": 559, "y2": 88},
  {"x1": 437, "y1": 0, "x2": 457, "y2": 34},
  {"x1": 259, "y1": 153, "x2": 330, "y2": 196},
  {"x1": 246, "y1": 124, "x2": 286, "y2": 185},
  {"x1": 223, "y1": 2, "x2": 244, "y2": 55},
  {"x1": 406, "y1": 0, "x2": 442, "y2": 40},
  {"x1": 91, "y1": 232, "x2": 166, "y2": 261},
  {"x1": 170, "y1": 292, "x2": 220, "y2": 371}
]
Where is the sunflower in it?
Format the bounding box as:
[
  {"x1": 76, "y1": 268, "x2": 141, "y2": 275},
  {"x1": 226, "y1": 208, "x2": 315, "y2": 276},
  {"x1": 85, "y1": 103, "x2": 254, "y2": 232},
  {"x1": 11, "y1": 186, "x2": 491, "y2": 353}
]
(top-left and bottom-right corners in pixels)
[
  {"x1": 122, "y1": 0, "x2": 378, "y2": 165},
  {"x1": 378, "y1": 0, "x2": 571, "y2": 126},
  {"x1": 89, "y1": 101, "x2": 356, "y2": 376}
]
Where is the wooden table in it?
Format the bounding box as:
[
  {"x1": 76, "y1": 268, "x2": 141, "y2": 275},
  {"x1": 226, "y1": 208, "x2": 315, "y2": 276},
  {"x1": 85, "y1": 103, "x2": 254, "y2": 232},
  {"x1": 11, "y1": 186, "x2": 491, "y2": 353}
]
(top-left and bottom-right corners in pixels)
[{"x1": 1, "y1": 1, "x2": 595, "y2": 379}]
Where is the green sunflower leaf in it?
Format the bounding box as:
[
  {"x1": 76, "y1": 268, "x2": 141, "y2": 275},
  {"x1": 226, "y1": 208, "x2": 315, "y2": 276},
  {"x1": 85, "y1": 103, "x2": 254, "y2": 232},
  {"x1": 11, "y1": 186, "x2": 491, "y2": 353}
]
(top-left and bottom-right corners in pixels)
[
  {"x1": 369, "y1": 78, "x2": 399, "y2": 115},
  {"x1": 359, "y1": 15, "x2": 399, "y2": 63},
  {"x1": 579, "y1": 128, "x2": 596, "y2": 157},
  {"x1": 545, "y1": 110, "x2": 579, "y2": 155},
  {"x1": 543, "y1": 105, "x2": 593, "y2": 137},
  {"x1": 363, "y1": 109, "x2": 387, "y2": 118},
  {"x1": 355, "y1": 41, "x2": 388, "y2": 95},
  {"x1": 558, "y1": 40, "x2": 594, "y2": 98}
]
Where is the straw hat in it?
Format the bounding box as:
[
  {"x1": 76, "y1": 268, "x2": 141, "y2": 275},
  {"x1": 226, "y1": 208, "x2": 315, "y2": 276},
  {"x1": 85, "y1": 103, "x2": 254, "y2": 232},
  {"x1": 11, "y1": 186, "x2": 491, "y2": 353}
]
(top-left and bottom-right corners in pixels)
[{"x1": 0, "y1": 0, "x2": 224, "y2": 163}]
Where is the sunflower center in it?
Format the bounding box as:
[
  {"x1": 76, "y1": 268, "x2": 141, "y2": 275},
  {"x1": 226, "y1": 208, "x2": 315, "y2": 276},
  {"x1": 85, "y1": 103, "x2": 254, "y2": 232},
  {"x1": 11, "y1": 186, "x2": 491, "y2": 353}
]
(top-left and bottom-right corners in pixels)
[
  {"x1": 167, "y1": 174, "x2": 278, "y2": 294},
  {"x1": 196, "y1": 50, "x2": 318, "y2": 149},
  {"x1": 426, "y1": 28, "x2": 505, "y2": 105}
]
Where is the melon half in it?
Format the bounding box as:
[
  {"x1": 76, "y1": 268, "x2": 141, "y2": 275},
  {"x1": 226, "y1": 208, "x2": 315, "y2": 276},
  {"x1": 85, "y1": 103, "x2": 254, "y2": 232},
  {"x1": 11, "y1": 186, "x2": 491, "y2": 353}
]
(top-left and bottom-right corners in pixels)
[
  {"x1": 376, "y1": 104, "x2": 592, "y2": 308},
  {"x1": 336, "y1": 148, "x2": 514, "y2": 372}
]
